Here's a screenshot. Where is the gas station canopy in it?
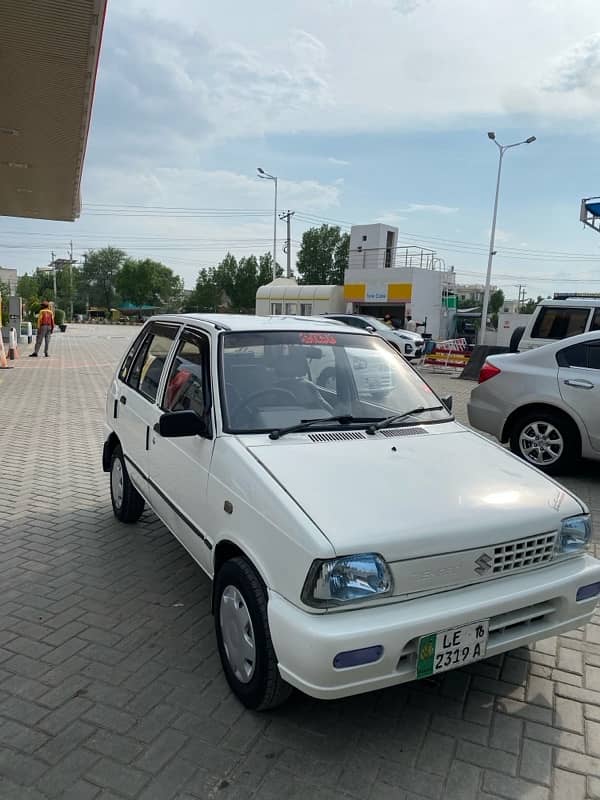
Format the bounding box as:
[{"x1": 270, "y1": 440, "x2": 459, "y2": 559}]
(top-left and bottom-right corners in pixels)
[{"x1": 0, "y1": 0, "x2": 107, "y2": 222}]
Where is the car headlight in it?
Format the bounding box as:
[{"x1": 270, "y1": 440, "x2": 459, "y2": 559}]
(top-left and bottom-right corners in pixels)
[
  {"x1": 405, "y1": 343, "x2": 413, "y2": 353},
  {"x1": 558, "y1": 515, "x2": 591, "y2": 554},
  {"x1": 302, "y1": 553, "x2": 393, "y2": 608}
]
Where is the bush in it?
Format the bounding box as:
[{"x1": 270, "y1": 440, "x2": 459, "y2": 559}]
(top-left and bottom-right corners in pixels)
[{"x1": 54, "y1": 308, "x2": 66, "y2": 326}]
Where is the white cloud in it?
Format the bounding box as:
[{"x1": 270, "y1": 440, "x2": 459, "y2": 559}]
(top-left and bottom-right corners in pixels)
[
  {"x1": 401, "y1": 203, "x2": 459, "y2": 215},
  {"x1": 542, "y1": 32, "x2": 600, "y2": 92},
  {"x1": 327, "y1": 157, "x2": 350, "y2": 166}
]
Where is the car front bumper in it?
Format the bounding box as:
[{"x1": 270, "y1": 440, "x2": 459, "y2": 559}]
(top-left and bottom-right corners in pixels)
[{"x1": 268, "y1": 553, "x2": 600, "y2": 700}]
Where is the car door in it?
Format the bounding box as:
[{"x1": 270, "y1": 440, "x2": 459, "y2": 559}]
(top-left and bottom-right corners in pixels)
[
  {"x1": 558, "y1": 339, "x2": 600, "y2": 452},
  {"x1": 149, "y1": 327, "x2": 215, "y2": 573},
  {"x1": 115, "y1": 322, "x2": 180, "y2": 495}
]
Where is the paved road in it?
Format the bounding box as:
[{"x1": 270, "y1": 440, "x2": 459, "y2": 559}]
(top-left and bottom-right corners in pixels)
[{"x1": 1, "y1": 326, "x2": 600, "y2": 800}]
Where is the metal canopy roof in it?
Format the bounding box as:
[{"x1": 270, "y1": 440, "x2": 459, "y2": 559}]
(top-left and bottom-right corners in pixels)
[{"x1": 0, "y1": 0, "x2": 107, "y2": 222}]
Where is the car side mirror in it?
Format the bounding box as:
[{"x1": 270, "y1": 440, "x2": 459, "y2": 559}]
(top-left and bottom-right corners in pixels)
[
  {"x1": 155, "y1": 410, "x2": 209, "y2": 438},
  {"x1": 441, "y1": 395, "x2": 453, "y2": 413},
  {"x1": 366, "y1": 326, "x2": 376, "y2": 333}
]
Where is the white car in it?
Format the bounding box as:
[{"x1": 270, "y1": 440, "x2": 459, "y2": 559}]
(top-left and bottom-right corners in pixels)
[
  {"x1": 103, "y1": 314, "x2": 600, "y2": 710},
  {"x1": 512, "y1": 298, "x2": 600, "y2": 352},
  {"x1": 468, "y1": 330, "x2": 600, "y2": 473},
  {"x1": 323, "y1": 314, "x2": 425, "y2": 360}
]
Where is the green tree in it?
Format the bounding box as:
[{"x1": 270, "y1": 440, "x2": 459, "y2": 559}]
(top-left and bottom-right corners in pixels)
[
  {"x1": 257, "y1": 253, "x2": 282, "y2": 285},
  {"x1": 296, "y1": 225, "x2": 349, "y2": 285},
  {"x1": 186, "y1": 268, "x2": 221, "y2": 312},
  {"x1": 115, "y1": 258, "x2": 184, "y2": 311},
  {"x1": 17, "y1": 273, "x2": 39, "y2": 302},
  {"x1": 82, "y1": 247, "x2": 126, "y2": 309},
  {"x1": 520, "y1": 295, "x2": 544, "y2": 314},
  {"x1": 489, "y1": 289, "x2": 505, "y2": 314}
]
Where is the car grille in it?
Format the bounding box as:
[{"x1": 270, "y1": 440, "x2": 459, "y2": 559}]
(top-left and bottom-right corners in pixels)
[
  {"x1": 308, "y1": 431, "x2": 367, "y2": 442},
  {"x1": 491, "y1": 532, "x2": 556, "y2": 574}
]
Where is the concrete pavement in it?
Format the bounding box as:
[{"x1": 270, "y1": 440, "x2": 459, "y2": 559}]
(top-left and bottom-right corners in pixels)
[{"x1": 1, "y1": 325, "x2": 600, "y2": 800}]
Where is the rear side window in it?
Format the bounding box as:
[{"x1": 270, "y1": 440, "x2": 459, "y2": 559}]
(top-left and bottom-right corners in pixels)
[
  {"x1": 127, "y1": 324, "x2": 179, "y2": 402},
  {"x1": 591, "y1": 308, "x2": 600, "y2": 332},
  {"x1": 119, "y1": 331, "x2": 146, "y2": 382},
  {"x1": 558, "y1": 340, "x2": 600, "y2": 370},
  {"x1": 531, "y1": 307, "x2": 590, "y2": 340}
]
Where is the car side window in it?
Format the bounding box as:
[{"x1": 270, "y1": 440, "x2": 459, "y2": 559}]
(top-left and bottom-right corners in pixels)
[
  {"x1": 127, "y1": 325, "x2": 179, "y2": 402},
  {"x1": 558, "y1": 340, "x2": 600, "y2": 370},
  {"x1": 532, "y1": 307, "x2": 590, "y2": 339},
  {"x1": 118, "y1": 330, "x2": 146, "y2": 382},
  {"x1": 591, "y1": 309, "x2": 600, "y2": 332},
  {"x1": 163, "y1": 331, "x2": 209, "y2": 415}
]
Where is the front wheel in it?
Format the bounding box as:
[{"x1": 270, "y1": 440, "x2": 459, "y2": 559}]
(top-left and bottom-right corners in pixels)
[
  {"x1": 214, "y1": 557, "x2": 292, "y2": 710},
  {"x1": 110, "y1": 446, "x2": 145, "y2": 523},
  {"x1": 509, "y1": 411, "x2": 577, "y2": 474}
]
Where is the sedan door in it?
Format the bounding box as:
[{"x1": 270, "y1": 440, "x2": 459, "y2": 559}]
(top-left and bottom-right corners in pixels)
[
  {"x1": 558, "y1": 339, "x2": 600, "y2": 452},
  {"x1": 149, "y1": 327, "x2": 215, "y2": 574},
  {"x1": 114, "y1": 322, "x2": 180, "y2": 494}
]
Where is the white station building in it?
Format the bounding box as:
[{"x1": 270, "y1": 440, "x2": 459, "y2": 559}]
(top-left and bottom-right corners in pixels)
[{"x1": 256, "y1": 224, "x2": 457, "y2": 339}]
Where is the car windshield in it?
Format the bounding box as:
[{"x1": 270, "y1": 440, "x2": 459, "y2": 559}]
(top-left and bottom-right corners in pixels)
[
  {"x1": 360, "y1": 316, "x2": 390, "y2": 332},
  {"x1": 220, "y1": 330, "x2": 450, "y2": 433}
]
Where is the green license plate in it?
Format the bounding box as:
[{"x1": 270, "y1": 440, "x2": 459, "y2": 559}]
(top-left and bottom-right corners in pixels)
[{"x1": 417, "y1": 619, "x2": 489, "y2": 679}]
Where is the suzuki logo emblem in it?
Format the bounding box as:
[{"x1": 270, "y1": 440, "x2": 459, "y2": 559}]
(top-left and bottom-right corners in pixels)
[{"x1": 474, "y1": 553, "x2": 493, "y2": 575}]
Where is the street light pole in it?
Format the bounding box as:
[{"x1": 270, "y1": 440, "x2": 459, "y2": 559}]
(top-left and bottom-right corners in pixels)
[
  {"x1": 257, "y1": 167, "x2": 278, "y2": 280},
  {"x1": 479, "y1": 132, "x2": 536, "y2": 345}
]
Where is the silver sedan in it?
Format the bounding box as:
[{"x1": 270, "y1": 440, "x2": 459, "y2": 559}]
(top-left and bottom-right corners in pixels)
[{"x1": 467, "y1": 330, "x2": 600, "y2": 474}]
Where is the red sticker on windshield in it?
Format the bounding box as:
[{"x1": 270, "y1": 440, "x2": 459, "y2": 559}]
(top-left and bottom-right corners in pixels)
[{"x1": 300, "y1": 333, "x2": 337, "y2": 345}]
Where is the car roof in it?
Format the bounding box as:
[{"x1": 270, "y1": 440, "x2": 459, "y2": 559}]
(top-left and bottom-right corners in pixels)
[
  {"x1": 491, "y1": 329, "x2": 600, "y2": 367},
  {"x1": 537, "y1": 299, "x2": 600, "y2": 308},
  {"x1": 150, "y1": 313, "x2": 372, "y2": 335}
]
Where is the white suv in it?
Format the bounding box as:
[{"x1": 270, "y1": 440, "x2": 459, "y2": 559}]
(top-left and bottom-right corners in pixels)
[
  {"x1": 514, "y1": 299, "x2": 600, "y2": 352},
  {"x1": 103, "y1": 314, "x2": 600, "y2": 710}
]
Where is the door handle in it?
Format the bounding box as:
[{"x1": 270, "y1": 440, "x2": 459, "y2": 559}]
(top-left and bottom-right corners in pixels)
[
  {"x1": 119, "y1": 395, "x2": 127, "y2": 405},
  {"x1": 564, "y1": 379, "x2": 594, "y2": 389}
]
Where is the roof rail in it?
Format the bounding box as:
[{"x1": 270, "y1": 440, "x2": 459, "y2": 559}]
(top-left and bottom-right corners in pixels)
[{"x1": 553, "y1": 293, "x2": 600, "y2": 300}]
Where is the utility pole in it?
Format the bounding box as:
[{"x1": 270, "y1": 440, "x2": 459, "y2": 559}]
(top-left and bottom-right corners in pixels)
[
  {"x1": 68, "y1": 240, "x2": 74, "y2": 321},
  {"x1": 279, "y1": 210, "x2": 295, "y2": 278},
  {"x1": 51, "y1": 251, "x2": 57, "y2": 303},
  {"x1": 515, "y1": 284, "x2": 527, "y2": 311}
]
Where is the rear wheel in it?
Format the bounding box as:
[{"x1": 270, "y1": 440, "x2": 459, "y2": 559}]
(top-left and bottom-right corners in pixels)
[
  {"x1": 110, "y1": 446, "x2": 145, "y2": 523},
  {"x1": 215, "y1": 557, "x2": 292, "y2": 711},
  {"x1": 509, "y1": 410, "x2": 578, "y2": 474}
]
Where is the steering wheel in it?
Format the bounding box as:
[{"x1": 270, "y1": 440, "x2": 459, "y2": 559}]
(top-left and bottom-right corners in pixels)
[{"x1": 233, "y1": 387, "x2": 298, "y2": 416}]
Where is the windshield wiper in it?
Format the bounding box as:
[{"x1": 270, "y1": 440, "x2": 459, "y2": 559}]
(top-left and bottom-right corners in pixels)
[
  {"x1": 269, "y1": 415, "x2": 381, "y2": 440},
  {"x1": 365, "y1": 405, "x2": 445, "y2": 435}
]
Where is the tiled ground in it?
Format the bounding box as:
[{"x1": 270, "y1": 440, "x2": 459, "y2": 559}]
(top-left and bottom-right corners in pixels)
[{"x1": 0, "y1": 326, "x2": 599, "y2": 800}]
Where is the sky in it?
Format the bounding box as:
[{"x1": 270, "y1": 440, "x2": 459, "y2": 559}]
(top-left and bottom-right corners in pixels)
[{"x1": 3, "y1": 0, "x2": 600, "y2": 300}]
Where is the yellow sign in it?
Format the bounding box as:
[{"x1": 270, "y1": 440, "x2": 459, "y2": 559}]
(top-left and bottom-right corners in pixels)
[
  {"x1": 344, "y1": 283, "x2": 366, "y2": 302},
  {"x1": 387, "y1": 283, "x2": 412, "y2": 302}
]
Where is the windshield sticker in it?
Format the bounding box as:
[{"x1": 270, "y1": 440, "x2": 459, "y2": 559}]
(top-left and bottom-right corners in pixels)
[{"x1": 300, "y1": 333, "x2": 337, "y2": 345}]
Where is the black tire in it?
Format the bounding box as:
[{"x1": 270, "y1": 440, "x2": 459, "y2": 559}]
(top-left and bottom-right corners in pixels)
[
  {"x1": 214, "y1": 557, "x2": 292, "y2": 711},
  {"x1": 110, "y1": 445, "x2": 145, "y2": 523},
  {"x1": 509, "y1": 326, "x2": 525, "y2": 353},
  {"x1": 509, "y1": 410, "x2": 578, "y2": 475}
]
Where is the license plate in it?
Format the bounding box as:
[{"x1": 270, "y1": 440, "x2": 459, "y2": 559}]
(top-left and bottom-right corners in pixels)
[{"x1": 416, "y1": 619, "x2": 489, "y2": 679}]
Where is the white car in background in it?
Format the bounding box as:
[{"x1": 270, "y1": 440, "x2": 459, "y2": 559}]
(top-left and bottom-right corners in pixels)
[
  {"x1": 323, "y1": 313, "x2": 425, "y2": 360},
  {"x1": 104, "y1": 314, "x2": 600, "y2": 710},
  {"x1": 510, "y1": 298, "x2": 600, "y2": 352},
  {"x1": 468, "y1": 330, "x2": 600, "y2": 473}
]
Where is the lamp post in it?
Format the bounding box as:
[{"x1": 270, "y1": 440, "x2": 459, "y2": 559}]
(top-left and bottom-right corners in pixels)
[
  {"x1": 479, "y1": 132, "x2": 536, "y2": 345},
  {"x1": 257, "y1": 167, "x2": 278, "y2": 280}
]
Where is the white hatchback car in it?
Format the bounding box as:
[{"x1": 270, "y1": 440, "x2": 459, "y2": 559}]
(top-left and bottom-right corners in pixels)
[{"x1": 104, "y1": 314, "x2": 600, "y2": 710}]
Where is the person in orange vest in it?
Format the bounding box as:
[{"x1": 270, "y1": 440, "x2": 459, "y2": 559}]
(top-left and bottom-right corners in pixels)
[{"x1": 30, "y1": 301, "x2": 55, "y2": 358}]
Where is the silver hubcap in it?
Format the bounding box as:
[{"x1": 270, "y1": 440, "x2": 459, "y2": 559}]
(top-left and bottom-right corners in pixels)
[
  {"x1": 219, "y1": 585, "x2": 256, "y2": 683},
  {"x1": 111, "y1": 458, "x2": 124, "y2": 509},
  {"x1": 519, "y1": 421, "x2": 564, "y2": 465}
]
